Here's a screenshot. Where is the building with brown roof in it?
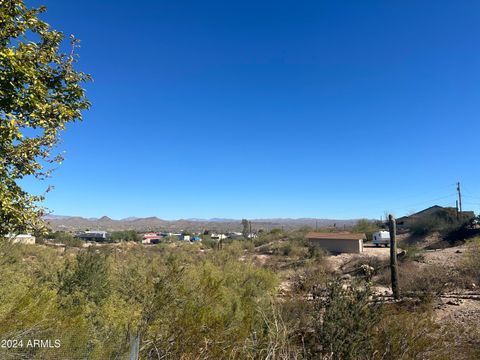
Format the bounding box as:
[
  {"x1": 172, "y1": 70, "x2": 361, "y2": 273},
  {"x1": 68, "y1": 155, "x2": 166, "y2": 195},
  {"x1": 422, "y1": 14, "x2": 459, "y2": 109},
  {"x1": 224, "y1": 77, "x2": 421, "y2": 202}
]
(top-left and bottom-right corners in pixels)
[{"x1": 306, "y1": 232, "x2": 365, "y2": 254}]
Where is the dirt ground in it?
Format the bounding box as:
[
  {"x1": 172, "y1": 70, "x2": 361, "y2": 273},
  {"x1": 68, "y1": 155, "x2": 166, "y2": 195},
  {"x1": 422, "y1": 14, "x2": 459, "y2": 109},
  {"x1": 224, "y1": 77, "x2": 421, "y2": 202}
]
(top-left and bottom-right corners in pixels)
[
  {"x1": 250, "y1": 237, "x2": 480, "y2": 329},
  {"x1": 422, "y1": 244, "x2": 468, "y2": 268},
  {"x1": 327, "y1": 243, "x2": 391, "y2": 273},
  {"x1": 319, "y1": 241, "x2": 480, "y2": 329}
]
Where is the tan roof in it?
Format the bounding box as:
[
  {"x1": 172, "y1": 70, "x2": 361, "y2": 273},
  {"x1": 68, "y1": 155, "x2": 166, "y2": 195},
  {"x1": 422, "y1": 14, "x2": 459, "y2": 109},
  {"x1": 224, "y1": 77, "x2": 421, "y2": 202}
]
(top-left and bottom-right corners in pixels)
[{"x1": 306, "y1": 232, "x2": 365, "y2": 240}]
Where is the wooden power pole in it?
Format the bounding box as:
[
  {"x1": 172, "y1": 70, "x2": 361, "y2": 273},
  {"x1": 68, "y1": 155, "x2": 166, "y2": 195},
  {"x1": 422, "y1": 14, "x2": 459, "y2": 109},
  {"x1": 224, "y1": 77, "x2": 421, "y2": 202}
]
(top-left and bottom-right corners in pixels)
[
  {"x1": 388, "y1": 214, "x2": 400, "y2": 300},
  {"x1": 457, "y1": 182, "x2": 463, "y2": 215}
]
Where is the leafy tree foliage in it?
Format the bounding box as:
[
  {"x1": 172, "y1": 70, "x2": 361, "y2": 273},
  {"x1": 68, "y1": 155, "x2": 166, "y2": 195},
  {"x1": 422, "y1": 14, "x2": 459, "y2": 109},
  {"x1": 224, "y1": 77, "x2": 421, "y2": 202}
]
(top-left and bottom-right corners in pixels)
[{"x1": 0, "y1": 0, "x2": 90, "y2": 236}]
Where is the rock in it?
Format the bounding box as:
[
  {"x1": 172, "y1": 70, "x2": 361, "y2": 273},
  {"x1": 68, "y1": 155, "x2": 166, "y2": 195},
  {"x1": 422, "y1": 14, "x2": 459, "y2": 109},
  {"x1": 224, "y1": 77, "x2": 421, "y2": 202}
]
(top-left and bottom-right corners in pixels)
[{"x1": 446, "y1": 298, "x2": 463, "y2": 306}]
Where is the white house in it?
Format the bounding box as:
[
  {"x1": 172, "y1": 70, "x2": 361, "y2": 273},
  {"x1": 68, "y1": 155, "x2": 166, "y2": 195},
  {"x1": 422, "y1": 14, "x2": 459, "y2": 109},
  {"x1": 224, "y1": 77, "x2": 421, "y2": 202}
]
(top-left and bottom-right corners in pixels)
[
  {"x1": 10, "y1": 234, "x2": 36, "y2": 245},
  {"x1": 306, "y1": 232, "x2": 365, "y2": 254}
]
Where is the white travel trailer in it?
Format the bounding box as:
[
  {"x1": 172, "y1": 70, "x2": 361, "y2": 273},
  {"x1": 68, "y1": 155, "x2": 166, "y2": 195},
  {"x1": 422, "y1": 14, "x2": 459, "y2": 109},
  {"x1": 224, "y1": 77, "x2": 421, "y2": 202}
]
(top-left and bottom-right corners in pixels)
[{"x1": 372, "y1": 231, "x2": 390, "y2": 247}]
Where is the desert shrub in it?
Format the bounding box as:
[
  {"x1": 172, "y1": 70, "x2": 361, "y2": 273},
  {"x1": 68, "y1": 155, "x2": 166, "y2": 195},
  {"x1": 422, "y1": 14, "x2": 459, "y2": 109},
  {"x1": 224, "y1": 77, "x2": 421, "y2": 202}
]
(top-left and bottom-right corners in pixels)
[
  {"x1": 256, "y1": 235, "x2": 312, "y2": 259},
  {"x1": 371, "y1": 304, "x2": 446, "y2": 360},
  {"x1": 252, "y1": 301, "x2": 304, "y2": 360},
  {"x1": 399, "y1": 244, "x2": 425, "y2": 262},
  {"x1": 1, "y1": 237, "x2": 476, "y2": 359},
  {"x1": 282, "y1": 276, "x2": 453, "y2": 360},
  {"x1": 352, "y1": 219, "x2": 380, "y2": 240},
  {"x1": 62, "y1": 237, "x2": 84, "y2": 247},
  {"x1": 462, "y1": 237, "x2": 480, "y2": 284},
  {"x1": 0, "y1": 243, "x2": 132, "y2": 359},
  {"x1": 444, "y1": 224, "x2": 480, "y2": 245},
  {"x1": 254, "y1": 230, "x2": 286, "y2": 247},
  {"x1": 269, "y1": 241, "x2": 309, "y2": 258},
  {"x1": 241, "y1": 239, "x2": 255, "y2": 252},
  {"x1": 410, "y1": 209, "x2": 472, "y2": 236},
  {"x1": 58, "y1": 248, "x2": 111, "y2": 305},
  {"x1": 439, "y1": 317, "x2": 480, "y2": 360},
  {"x1": 138, "y1": 251, "x2": 279, "y2": 358},
  {"x1": 200, "y1": 235, "x2": 218, "y2": 249},
  {"x1": 377, "y1": 262, "x2": 458, "y2": 301},
  {"x1": 410, "y1": 215, "x2": 443, "y2": 235},
  {"x1": 253, "y1": 228, "x2": 308, "y2": 248},
  {"x1": 110, "y1": 230, "x2": 140, "y2": 242},
  {"x1": 291, "y1": 261, "x2": 330, "y2": 296},
  {"x1": 308, "y1": 280, "x2": 382, "y2": 359},
  {"x1": 48, "y1": 231, "x2": 84, "y2": 247},
  {"x1": 341, "y1": 256, "x2": 389, "y2": 277},
  {"x1": 50, "y1": 231, "x2": 74, "y2": 242},
  {"x1": 253, "y1": 235, "x2": 272, "y2": 247}
]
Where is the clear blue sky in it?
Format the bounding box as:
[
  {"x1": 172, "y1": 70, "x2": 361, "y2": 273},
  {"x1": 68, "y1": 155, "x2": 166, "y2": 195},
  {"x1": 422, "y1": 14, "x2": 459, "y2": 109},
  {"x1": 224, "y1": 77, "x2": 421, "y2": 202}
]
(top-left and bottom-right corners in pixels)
[{"x1": 22, "y1": 0, "x2": 480, "y2": 220}]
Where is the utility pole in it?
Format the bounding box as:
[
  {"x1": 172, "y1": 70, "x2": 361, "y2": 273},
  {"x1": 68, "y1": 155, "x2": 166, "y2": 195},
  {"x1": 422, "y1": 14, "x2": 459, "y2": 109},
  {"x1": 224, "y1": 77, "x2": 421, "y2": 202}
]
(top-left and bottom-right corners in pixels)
[
  {"x1": 457, "y1": 182, "x2": 463, "y2": 215},
  {"x1": 388, "y1": 214, "x2": 400, "y2": 300},
  {"x1": 456, "y1": 200, "x2": 459, "y2": 220}
]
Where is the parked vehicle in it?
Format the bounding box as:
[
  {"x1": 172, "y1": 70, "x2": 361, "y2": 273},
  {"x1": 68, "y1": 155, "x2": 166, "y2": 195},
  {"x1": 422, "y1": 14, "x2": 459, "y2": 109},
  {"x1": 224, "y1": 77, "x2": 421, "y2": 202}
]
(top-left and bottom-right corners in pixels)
[{"x1": 372, "y1": 231, "x2": 390, "y2": 247}]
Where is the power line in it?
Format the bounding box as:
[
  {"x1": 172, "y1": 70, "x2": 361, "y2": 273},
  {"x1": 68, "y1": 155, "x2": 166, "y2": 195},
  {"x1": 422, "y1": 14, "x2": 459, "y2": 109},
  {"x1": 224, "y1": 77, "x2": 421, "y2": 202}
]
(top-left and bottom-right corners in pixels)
[
  {"x1": 458, "y1": 184, "x2": 480, "y2": 199},
  {"x1": 462, "y1": 194, "x2": 480, "y2": 200},
  {"x1": 381, "y1": 183, "x2": 457, "y2": 204},
  {"x1": 383, "y1": 193, "x2": 457, "y2": 216},
  {"x1": 396, "y1": 194, "x2": 457, "y2": 210}
]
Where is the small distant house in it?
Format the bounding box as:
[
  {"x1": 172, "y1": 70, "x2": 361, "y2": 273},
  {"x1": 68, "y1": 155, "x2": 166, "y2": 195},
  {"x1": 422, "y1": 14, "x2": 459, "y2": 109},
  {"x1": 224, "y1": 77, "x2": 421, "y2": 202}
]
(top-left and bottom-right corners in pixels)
[
  {"x1": 76, "y1": 231, "x2": 109, "y2": 242},
  {"x1": 179, "y1": 234, "x2": 191, "y2": 241},
  {"x1": 306, "y1": 232, "x2": 365, "y2": 254},
  {"x1": 142, "y1": 238, "x2": 161, "y2": 245},
  {"x1": 143, "y1": 232, "x2": 158, "y2": 239},
  {"x1": 9, "y1": 234, "x2": 36, "y2": 245},
  {"x1": 142, "y1": 232, "x2": 163, "y2": 244}
]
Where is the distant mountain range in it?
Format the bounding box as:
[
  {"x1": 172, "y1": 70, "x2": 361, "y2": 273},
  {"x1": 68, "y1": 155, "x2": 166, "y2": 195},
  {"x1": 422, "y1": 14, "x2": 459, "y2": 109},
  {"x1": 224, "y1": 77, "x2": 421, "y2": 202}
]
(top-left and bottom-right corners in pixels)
[{"x1": 43, "y1": 215, "x2": 360, "y2": 232}]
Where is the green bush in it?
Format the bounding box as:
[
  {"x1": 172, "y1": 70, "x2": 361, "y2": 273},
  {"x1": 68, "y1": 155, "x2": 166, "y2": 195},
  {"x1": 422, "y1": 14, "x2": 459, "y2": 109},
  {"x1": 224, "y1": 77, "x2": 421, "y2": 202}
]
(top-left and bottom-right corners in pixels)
[
  {"x1": 377, "y1": 261, "x2": 458, "y2": 301},
  {"x1": 0, "y1": 237, "x2": 475, "y2": 359},
  {"x1": 311, "y1": 280, "x2": 381, "y2": 359},
  {"x1": 409, "y1": 208, "x2": 472, "y2": 236},
  {"x1": 49, "y1": 231, "x2": 84, "y2": 247},
  {"x1": 110, "y1": 230, "x2": 140, "y2": 242},
  {"x1": 410, "y1": 215, "x2": 443, "y2": 235},
  {"x1": 371, "y1": 305, "x2": 446, "y2": 360},
  {"x1": 58, "y1": 248, "x2": 111, "y2": 305},
  {"x1": 352, "y1": 219, "x2": 380, "y2": 240}
]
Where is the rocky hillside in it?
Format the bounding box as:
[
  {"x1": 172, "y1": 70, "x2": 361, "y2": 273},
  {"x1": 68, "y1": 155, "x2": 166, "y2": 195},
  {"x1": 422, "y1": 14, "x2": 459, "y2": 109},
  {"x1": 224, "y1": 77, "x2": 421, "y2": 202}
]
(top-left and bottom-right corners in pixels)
[{"x1": 44, "y1": 215, "x2": 358, "y2": 232}]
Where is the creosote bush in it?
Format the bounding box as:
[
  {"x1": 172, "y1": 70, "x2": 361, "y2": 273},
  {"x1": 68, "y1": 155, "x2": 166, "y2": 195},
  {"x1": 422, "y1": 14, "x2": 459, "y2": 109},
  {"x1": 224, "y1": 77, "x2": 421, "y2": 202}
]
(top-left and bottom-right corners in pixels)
[
  {"x1": 376, "y1": 261, "x2": 459, "y2": 301},
  {"x1": 0, "y1": 236, "x2": 475, "y2": 359}
]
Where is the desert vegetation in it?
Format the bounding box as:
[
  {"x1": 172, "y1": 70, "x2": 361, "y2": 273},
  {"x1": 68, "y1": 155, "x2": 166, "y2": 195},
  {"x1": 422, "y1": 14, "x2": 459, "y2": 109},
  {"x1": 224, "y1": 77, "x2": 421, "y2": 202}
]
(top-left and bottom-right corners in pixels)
[{"x1": 1, "y1": 228, "x2": 479, "y2": 359}]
